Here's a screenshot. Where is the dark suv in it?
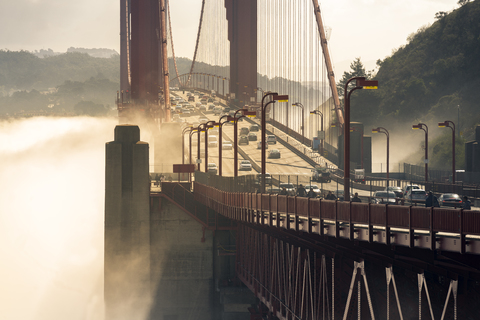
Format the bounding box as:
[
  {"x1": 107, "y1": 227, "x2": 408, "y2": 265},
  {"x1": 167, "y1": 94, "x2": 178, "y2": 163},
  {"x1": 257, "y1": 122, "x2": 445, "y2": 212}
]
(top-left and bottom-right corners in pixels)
[{"x1": 239, "y1": 136, "x2": 249, "y2": 145}]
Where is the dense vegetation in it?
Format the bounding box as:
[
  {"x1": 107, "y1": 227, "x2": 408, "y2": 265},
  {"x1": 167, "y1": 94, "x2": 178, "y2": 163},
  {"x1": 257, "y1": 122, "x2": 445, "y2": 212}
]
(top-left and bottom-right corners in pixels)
[
  {"x1": 339, "y1": 0, "x2": 480, "y2": 169},
  {"x1": 0, "y1": 51, "x2": 120, "y2": 115}
]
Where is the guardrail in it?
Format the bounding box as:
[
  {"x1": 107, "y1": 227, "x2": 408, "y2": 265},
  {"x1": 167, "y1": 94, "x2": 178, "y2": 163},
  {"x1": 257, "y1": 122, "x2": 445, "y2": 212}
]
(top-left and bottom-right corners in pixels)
[{"x1": 193, "y1": 182, "x2": 480, "y2": 255}]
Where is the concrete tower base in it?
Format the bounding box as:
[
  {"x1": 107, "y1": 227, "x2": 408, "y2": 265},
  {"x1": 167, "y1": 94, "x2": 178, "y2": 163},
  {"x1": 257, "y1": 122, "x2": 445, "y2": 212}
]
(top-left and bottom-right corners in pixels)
[{"x1": 104, "y1": 125, "x2": 151, "y2": 320}]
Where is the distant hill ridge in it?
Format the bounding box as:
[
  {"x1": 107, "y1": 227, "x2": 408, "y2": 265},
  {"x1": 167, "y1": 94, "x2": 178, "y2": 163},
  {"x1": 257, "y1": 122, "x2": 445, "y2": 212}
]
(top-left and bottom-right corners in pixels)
[{"x1": 32, "y1": 47, "x2": 119, "y2": 59}]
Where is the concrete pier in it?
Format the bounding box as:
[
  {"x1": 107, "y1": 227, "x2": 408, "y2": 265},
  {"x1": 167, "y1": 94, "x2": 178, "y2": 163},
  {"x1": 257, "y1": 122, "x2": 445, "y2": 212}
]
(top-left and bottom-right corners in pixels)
[{"x1": 104, "y1": 125, "x2": 151, "y2": 320}]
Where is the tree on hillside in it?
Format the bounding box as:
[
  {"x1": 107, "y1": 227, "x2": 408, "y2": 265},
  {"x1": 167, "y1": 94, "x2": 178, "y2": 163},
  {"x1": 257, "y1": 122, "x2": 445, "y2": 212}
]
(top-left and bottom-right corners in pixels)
[
  {"x1": 336, "y1": 58, "x2": 373, "y2": 99},
  {"x1": 458, "y1": 0, "x2": 471, "y2": 6}
]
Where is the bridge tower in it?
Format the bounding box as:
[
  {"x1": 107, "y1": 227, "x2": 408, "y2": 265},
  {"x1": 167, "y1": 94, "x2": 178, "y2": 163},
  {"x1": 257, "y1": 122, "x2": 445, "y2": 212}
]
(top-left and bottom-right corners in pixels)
[
  {"x1": 225, "y1": 0, "x2": 257, "y2": 105},
  {"x1": 118, "y1": 0, "x2": 171, "y2": 123}
]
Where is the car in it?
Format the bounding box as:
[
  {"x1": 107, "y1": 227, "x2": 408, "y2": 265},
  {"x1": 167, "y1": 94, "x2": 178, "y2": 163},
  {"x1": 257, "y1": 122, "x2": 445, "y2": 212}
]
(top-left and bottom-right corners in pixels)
[
  {"x1": 247, "y1": 132, "x2": 257, "y2": 141},
  {"x1": 213, "y1": 106, "x2": 223, "y2": 115},
  {"x1": 334, "y1": 189, "x2": 346, "y2": 201},
  {"x1": 199, "y1": 105, "x2": 207, "y2": 112},
  {"x1": 181, "y1": 109, "x2": 191, "y2": 116},
  {"x1": 210, "y1": 128, "x2": 219, "y2": 135},
  {"x1": 371, "y1": 191, "x2": 397, "y2": 204},
  {"x1": 188, "y1": 96, "x2": 195, "y2": 102},
  {"x1": 386, "y1": 186, "x2": 404, "y2": 198},
  {"x1": 207, "y1": 163, "x2": 218, "y2": 175},
  {"x1": 199, "y1": 116, "x2": 209, "y2": 124},
  {"x1": 207, "y1": 98, "x2": 214, "y2": 103},
  {"x1": 404, "y1": 184, "x2": 420, "y2": 195},
  {"x1": 257, "y1": 141, "x2": 268, "y2": 149},
  {"x1": 279, "y1": 183, "x2": 295, "y2": 196},
  {"x1": 222, "y1": 141, "x2": 233, "y2": 150},
  {"x1": 249, "y1": 124, "x2": 260, "y2": 132},
  {"x1": 172, "y1": 113, "x2": 180, "y2": 120},
  {"x1": 268, "y1": 149, "x2": 281, "y2": 159},
  {"x1": 240, "y1": 127, "x2": 250, "y2": 135},
  {"x1": 305, "y1": 184, "x2": 321, "y2": 195},
  {"x1": 438, "y1": 193, "x2": 463, "y2": 207},
  {"x1": 265, "y1": 187, "x2": 282, "y2": 194},
  {"x1": 267, "y1": 135, "x2": 277, "y2": 144},
  {"x1": 239, "y1": 136, "x2": 249, "y2": 145},
  {"x1": 256, "y1": 174, "x2": 272, "y2": 185},
  {"x1": 239, "y1": 160, "x2": 252, "y2": 171},
  {"x1": 406, "y1": 189, "x2": 426, "y2": 203},
  {"x1": 208, "y1": 135, "x2": 218, "y2": 147}
]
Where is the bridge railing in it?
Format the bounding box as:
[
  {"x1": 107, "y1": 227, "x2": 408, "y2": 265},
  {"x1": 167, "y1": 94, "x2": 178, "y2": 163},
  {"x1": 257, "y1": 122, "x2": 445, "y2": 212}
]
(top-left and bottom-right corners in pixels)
[{"x1": 193, "y1": 181, "x2": 480, "y2": 254}]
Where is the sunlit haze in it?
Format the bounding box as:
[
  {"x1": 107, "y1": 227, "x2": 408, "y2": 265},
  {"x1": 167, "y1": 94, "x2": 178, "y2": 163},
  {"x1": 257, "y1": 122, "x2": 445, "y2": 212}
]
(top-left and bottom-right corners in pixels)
[
  {"x1": 0, "y1": 116, "x2": 117, "y2": 320},
  {"x1": 0, "y1": 0, "x2": 459, "y2": 75}
]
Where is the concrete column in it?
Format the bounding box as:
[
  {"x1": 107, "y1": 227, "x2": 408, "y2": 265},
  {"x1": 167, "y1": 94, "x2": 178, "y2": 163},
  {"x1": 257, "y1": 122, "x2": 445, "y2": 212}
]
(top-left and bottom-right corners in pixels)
[{"x1": 105, "y1": 125, "x2": 151, "y2": 320}]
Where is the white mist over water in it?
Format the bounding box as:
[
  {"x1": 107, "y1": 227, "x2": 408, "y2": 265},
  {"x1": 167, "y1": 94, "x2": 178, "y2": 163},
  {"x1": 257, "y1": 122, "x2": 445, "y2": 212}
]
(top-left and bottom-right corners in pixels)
[{"x1": 0, "y1": 116, "x2": 117, "y2": 320}]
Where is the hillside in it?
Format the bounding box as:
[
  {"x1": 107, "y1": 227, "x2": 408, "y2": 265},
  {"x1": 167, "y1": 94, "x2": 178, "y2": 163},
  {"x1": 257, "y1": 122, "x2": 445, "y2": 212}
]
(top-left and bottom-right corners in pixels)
[{"x1": 349, "y1": 0, "x2": 480, "y2": 134}]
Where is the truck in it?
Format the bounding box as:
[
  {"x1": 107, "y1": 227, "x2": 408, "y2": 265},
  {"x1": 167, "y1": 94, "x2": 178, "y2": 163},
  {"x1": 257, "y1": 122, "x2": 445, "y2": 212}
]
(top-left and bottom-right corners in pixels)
[
  {"x1": 311, "y1": 166, "x2": 331, "y2": 183},
  {"x1": 354, "y1": 169, "x2": 365, "y2": 184}
]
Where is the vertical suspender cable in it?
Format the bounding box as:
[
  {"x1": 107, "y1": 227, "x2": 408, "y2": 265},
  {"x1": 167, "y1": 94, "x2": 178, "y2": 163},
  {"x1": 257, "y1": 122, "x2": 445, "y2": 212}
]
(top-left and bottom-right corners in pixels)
[{"x1": 187, "y1": 0, "x2": 206, "y2": 86}]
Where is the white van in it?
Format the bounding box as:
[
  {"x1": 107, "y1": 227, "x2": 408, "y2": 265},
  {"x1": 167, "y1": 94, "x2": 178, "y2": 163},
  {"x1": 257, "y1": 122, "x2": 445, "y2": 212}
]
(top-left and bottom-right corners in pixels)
[{"x1": 208, "y1": 135, "x2": 218, "y2": 147}]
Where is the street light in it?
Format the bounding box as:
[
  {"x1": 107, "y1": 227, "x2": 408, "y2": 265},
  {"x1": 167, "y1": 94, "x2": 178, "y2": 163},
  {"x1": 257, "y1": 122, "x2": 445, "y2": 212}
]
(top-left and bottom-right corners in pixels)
[
  {"x1": 310, "y1": 110, "x2": 324, "y2": 155},
  {"x1": 232, "y1": 108, "x2": 257, "y2": 177},
  {"x1": 292, "y1": 102, "x2": 305, "y2": 144},
  {"x1": 343, "y1": 77, "x2": 378, "y2": 201},
  {"x1": 412, "y1": 123, "x2": 428, "y2": 182},
  {"x1": 372, "y1": 127, "x2": 389, "y2": 186},
  {"x1": 182, "y1": 125, "x2": 194, "y2": 164},
  {"x1": 261, "y1": 93, "x2": 288, "y2": 185},
  {"x1": 189, "y1": 128, "x2": 198, "y2": 166},
  {"x1": 217, "y1": 114, "x2": 231, "y2": 176},
  {"x1": 204, "y1": 121, "x2": 216, "y2": 172},
  {"x1": 438, "y1": 120, "x2": 456, "y2": 184}
]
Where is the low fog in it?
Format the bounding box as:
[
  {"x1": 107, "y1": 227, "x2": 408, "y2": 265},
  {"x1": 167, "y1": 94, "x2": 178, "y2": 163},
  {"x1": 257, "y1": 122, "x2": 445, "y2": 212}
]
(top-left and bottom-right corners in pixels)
[{"x1": 0, "y1": 116, "x2": 117, "y2": 320}]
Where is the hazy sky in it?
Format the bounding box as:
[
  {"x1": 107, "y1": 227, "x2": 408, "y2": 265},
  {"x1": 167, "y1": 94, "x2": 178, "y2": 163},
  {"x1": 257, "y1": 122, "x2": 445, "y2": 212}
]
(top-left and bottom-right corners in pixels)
[{"x1": 0, "y1": 0, "x2": 460, "y2": 74}]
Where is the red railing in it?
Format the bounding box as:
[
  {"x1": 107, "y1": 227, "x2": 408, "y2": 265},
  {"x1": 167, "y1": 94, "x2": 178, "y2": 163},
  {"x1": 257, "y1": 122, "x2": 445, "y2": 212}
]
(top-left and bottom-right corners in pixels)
[{"x1": 193, "y1": 182, "x2": 480, "y2": 255}]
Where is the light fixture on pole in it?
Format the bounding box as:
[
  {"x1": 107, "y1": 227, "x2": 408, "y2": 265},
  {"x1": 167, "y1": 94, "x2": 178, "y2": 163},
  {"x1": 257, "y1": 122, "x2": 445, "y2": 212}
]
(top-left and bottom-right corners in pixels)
[
  {"x1": 438, "y1": 121, "x2": 456, "y2": 184},
  {"x1": 310, "y1": 110, "x2": 324, "y2": 155},
  {"x1": 372, "y1": 127, "x2": 389, "y2": 186},
  {"x1": 412, "y1": 123, "x2": 428, "y2": 182},
  {"x1": 343, "y1": 77, "x2": 378, "y2": 202},
  {"x1": 231, "y1": 108, "x2": 257, "y2": 177},
  {"x1": 292, "y1": 102, "x2": 305, "y2": 144},
  {"x1": 204, "y1": 121, "x2": 215, "y2": 172}
]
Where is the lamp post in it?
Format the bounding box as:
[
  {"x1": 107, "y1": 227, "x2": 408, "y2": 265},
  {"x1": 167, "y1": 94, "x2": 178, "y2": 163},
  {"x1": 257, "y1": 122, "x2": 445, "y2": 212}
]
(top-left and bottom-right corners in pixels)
[
  {"x1": 189, "y1": 128, "x2": 198, "y2": 166},
  {"x1": 231, "y1": 108, "x2": 256, "y2": 177},
  {"x1": 196, "y1": 123, "x2": 206, "y2": 171},
  {"x1": 343, "y1": 77, "x2": 378, "y2": 201},
  {"x1": 218, "y1": 114, "x2": 231, "y2": 176},
  {"x1": 182, "y1": 125, "x2": 194, "y2": 164},
  {"x1": 204, "y1": 121, "x2": 216, "y2": 172},
  {"x1": 412, "y1": 123, "x2": 428, "y2": 182},
  {"x1": 438, "y1": 120, "x2": 456, "y2": 184},
  {"x1": 310, "y1": 110, "x2": 324, "y2": 155},
  {"x1": 372, "y1": 127, "x2": 389, "y2": 186},
  {"x1": 292, "y1": 102, "x2": 305, "y2": 144},
  {"x1": 261, "y1": 93, "x2": 288, "y2": 180}
]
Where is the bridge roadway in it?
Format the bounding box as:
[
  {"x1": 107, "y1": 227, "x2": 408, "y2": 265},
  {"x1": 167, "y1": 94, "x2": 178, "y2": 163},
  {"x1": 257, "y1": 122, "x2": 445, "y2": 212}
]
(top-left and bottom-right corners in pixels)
[
  {"x1": 172, "y1": 90, "x2": 480, "y2": 210},
  {"x1": 173, "y1": 90, "x2": 373, "y2": 197}
]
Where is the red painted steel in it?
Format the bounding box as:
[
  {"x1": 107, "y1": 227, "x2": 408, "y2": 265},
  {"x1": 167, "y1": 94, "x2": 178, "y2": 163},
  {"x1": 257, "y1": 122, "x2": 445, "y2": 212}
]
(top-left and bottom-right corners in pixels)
[{"x1": 193, "y1": 182, "x2": 480, "y2": 255}]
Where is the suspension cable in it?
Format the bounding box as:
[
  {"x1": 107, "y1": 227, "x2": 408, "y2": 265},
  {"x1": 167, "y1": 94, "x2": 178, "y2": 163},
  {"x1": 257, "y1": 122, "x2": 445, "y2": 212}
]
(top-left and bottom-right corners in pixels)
[{"x1": 186, "y1": 0, "x2": 206, "y2": 86}]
